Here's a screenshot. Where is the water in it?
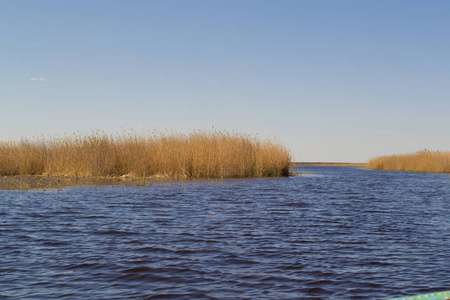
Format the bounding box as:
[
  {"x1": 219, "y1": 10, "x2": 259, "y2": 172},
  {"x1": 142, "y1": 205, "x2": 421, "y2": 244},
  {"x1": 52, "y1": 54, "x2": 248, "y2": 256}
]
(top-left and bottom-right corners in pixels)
[{"x1": 1, "y1": 166, "x2": 450, "y2": 299}]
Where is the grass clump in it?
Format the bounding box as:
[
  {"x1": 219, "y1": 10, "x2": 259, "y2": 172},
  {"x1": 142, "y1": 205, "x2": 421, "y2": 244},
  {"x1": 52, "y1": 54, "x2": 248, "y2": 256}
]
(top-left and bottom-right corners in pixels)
[
  {"x1": 367, "y1": 149, "x2": 450, "y2": 173},
  {"x1": 0, "y1": 129, "x2": 291, "y2": 179}
]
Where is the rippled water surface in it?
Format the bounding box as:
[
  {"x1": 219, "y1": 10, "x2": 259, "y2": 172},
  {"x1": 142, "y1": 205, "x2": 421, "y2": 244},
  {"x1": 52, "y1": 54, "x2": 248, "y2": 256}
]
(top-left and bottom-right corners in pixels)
[{"x1": 1, "y1": 166, "x2": 450, "y2": 299}]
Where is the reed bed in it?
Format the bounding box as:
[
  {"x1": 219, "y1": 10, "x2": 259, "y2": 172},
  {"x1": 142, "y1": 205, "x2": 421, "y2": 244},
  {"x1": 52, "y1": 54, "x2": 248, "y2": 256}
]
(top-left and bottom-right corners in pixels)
[
  {"x1": 0, "y1": 130, "x2": 291, "y2": 179},
  {"x1": 367, "y1": 149, "x2": 450, "y2": 173}
]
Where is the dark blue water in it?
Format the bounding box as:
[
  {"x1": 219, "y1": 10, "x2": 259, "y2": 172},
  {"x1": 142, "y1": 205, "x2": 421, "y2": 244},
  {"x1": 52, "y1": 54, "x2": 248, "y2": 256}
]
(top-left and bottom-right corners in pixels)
[{"x1": 1, "y1": 166, "x2": 450, "y2": 299}]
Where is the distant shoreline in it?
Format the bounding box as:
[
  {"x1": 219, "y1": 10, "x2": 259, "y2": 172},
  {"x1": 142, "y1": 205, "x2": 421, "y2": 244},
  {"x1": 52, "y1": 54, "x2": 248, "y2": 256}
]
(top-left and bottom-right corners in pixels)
[{"x1": 293, "y1": 162, "x2": 367, "y2": 167}]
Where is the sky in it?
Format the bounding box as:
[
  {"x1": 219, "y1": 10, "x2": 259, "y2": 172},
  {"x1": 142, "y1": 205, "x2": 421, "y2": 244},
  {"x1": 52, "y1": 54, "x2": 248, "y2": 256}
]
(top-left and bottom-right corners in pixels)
[{"x1": 1, "y1": 0, "x2": 450, "y2": 162}]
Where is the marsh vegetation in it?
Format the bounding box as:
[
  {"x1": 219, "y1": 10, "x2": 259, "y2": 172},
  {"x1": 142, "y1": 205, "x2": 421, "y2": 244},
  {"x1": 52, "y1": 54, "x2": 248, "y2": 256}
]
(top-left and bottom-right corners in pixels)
[
  {"x1": 367, "y1": 149, "x2": 450, "y2": 173},
  {"x1": 0, "y1": 129, "x2": 291, "y2": 180}
]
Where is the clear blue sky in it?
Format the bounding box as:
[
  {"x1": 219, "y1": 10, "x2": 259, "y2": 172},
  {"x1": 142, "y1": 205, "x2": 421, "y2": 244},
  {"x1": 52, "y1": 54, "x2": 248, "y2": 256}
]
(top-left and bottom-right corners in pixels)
[{"x1": 1, "y1": 0, "x2": 449, "y2": 162}]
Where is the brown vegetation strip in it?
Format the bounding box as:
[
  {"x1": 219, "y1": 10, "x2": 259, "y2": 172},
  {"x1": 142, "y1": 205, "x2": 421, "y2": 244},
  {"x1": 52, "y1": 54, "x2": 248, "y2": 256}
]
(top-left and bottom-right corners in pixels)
[
  {"x1": 0, "y1": 129, "x2": 291, "y2": 182},
  {"x1": 367, "y1": 149, "x2": 450, "y2": 173},
  {"x1": 0, "y1": 175, "x2": 184, "y2": 190}
]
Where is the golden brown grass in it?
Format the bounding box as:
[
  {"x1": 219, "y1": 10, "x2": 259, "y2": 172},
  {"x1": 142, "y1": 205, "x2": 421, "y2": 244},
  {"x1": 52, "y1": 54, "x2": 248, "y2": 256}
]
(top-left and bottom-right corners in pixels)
[
  {"x1": 0, "y1": 130, "x2": 291, "y2": 179},
  {"x1": 367, "y1": 149, "x2": 450, "y2": 173}
]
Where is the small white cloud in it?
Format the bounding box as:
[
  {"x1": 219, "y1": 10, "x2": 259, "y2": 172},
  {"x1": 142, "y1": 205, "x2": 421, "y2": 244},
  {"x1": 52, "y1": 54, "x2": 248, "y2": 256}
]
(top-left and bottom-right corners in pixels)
[{"x1": 30, "y1": 77, "x2": 46, "y2": 81}]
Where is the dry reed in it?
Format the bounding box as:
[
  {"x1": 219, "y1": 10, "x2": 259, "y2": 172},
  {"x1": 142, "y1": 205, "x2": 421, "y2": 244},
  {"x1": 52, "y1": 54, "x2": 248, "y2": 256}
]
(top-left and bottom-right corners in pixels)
[
  {"x1": 0, "y1": 130, "x2": 291, "y2": 179},
  {"x1": 367, "y1": 149, "x2": 450, "y2": 173}
]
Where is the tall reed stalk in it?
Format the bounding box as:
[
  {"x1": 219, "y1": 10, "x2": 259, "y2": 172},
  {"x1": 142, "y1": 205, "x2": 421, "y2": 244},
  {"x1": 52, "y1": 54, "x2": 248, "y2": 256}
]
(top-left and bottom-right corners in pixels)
[
  {"x1": 367, "y1": 149, "x2": 450, "y2": 173},
  {"x1": 0, "y1": 130, "x2": 291, "y2": 178}
]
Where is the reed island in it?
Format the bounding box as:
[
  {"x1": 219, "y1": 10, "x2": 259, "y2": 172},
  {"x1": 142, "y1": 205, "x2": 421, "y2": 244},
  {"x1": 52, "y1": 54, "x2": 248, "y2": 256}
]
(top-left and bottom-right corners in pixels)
[
  {"x1": 367, "y1": 149, "x2": 450, "y2": 173},
  {"x1": 0, "y1": 129, "x2": 291, "y2": 189}
]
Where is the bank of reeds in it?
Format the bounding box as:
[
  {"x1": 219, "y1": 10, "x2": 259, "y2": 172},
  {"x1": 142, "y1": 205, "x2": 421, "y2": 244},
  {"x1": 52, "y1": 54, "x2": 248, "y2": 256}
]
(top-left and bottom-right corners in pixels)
[
  {"x1": 367, "y1": 149, "x2": 450, "y2": 173},
  {"x1": 0, "y1": 130, "x2": 291, "y2": 179}
]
